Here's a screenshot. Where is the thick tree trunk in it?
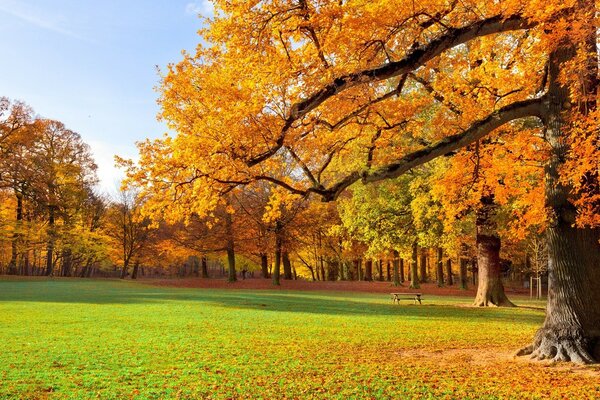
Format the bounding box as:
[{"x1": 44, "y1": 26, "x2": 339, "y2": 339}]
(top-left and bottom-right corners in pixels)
[
  {"x1": 120, "y1": 259, "x2": 129, "y2": 279},
  {"x1": 273, "y1": 232, "x2": 282, "y2": 286},
  {"x1": 459, "y1": 258, "x2": 468, "y2": 290},
  {"x1": 445, "y1": 259, "x2": 453, "y2": 286},
  {"x1": 377, "y1": 259, "x2": 384, "y2": 281},
  {"x1": 131, "y1": 261, "x2": 140, "y2": 279},
  {"x1": 392, "y1": 250, "x2": 401, "y2": 286},
  {"x1": 419, "y1": 250, "x2": 427, "y2": 283},
  {"x1": 399, "y1": 258, "x2": 405, "y2": 283},
  {"x1": 260, "y1": 253, "x2": 270, "y2": 279},
  {"x1": 364, "y1": 259, "x2": 373, "y2": 281},
  {"x1": 518, "y1": 40, "x2": 600, "y2": 363},
  {"x1": 410, "y1": 242, "x2": 420, "y2": 289},
  {"x1": 225, "y1": 212, "x2": 236, "y2": 282},
  {"x1": 386, "y1": 260, "x2": 391, "y2": 282},
  {"x1": 327, "y1": 259, "x2": 338, "y2": 281},
  {"x1": 44, "y1": 206, "x2": 56, "y2": 276},
  {"x1": 282, "y1": 251, "x2": 293, "y2": 280},
  {"x1": 7, "y1": 193, "x2": 23, "y2": 275},
  {"x1": 436, "y1": 247, "x2": 444, "y2": 287},
  {"x1": 473, "y1": 195, "x2": 514, "y2": 307},
  {"x1": 201, "y1": 256, "x2": 209, "y2": 278}
]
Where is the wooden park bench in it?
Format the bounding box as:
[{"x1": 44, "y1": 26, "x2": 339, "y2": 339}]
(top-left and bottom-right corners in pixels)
[{"x1": 390, "y1": 292, "x2": 422, "y2": 305}]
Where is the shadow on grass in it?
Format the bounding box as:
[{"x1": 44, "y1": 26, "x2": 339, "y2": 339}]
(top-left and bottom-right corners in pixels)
[{"x1": 0, "y1": 279, "x2": 544, "y2": 323}]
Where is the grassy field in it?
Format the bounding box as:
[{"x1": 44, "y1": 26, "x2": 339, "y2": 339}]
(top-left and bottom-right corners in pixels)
[{"x1": 0, "y1": 278, "x2": 598, "y2": 399}]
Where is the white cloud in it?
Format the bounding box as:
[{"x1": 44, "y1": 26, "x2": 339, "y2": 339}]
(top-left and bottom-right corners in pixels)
[
  {"x1": 185, "y1": 1, "x2": 214, "y2": 17},
  {"x1": 87, "y1": 139, "x2": 138, "y2": 196},
  {"x1": 0, "y1": 0, "x2": 86, "y2": 40}
]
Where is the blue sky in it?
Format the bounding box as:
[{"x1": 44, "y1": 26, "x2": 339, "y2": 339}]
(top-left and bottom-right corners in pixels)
[{"x1": 0, "y1": 0, "x2": 213, "y2": 193}]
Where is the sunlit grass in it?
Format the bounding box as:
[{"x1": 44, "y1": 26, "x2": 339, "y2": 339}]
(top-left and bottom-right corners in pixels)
[{"x1": 0, "y1": 278, "x2": 597, "y2": 399}]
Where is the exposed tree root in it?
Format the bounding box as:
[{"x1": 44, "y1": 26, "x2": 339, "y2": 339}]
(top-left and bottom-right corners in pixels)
[
  {"x1": 516, "y1": 331, "x2": 597, "y2": 364},
  {"x1": 473, "y1": 291, "x2": 515, "y2": 307}
]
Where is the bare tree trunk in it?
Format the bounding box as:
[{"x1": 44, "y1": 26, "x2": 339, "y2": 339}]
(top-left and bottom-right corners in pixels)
[
  {"x1": 282, "y1": 251, "x2": 292, "y2": 280},
  {"x1": 131, "y1": 261, "x2": 140, "y2": 279},
  {"x1": 260, "y1": 253, "x2": 269, "y2": 278},
  {"x1": 473, "y1": 194, "x2": 514, "y2": 307},
  {"x1": 459, "y1": 258, "x2": 468, "y2": 290},
  {"x1": 410, "y1": 242, "x2": 420, "y2": 289},
  {"x1": 7, "y1": 193, "x2": 23, "y2": 275},
  {"x1": 436, "y1": 247, "x2": 444, "y2": 287},
  {"x1": 419, "y1": 249, "x2": 427, "y2": 283},
  {"x1": 445, "y1": 259, "x2": 453, "y2": 286},
  {"x1": 399, "y1": 258, "x2": 405, "y2": 283},
  {"x1": 225, "y1": 212, "x2": 236, "y2": 282},
  {"x1": 201, "y1": 256, "x2": 209, "y2": 278},
  {"x1": 392, "y1": 250, "x2": 401, "y2": 286},
  {"x1": 518, "y1": 38, "x2": 600, "y2": 363},
  {"x1": 364, "y1": 259, "x2": 373, "y2": 281},
  {"x1": 273, "y1": 229, "x2": 282, "y2": 286},
  {"x1": 120, "y1": 259, "x2": 130, "y2": 279},
  {"x1": 44, "y1": 206, "x2": 56, "y2": 276}
]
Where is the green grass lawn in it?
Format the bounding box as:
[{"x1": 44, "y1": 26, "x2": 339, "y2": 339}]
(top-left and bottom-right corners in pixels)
[{"x1": 0, "y1": 278, "x2": 598, "y2": 399}]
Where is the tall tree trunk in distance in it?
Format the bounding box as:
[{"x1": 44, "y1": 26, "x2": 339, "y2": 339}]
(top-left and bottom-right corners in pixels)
[
  {"x1": 8, "y1": 192, "x2": 23, "y2": 275},
  {"x1": 192, "y1": 257, "x2": 199, "y2": 277},
  {"x1": 410, "y1": 242, "x2": 420, "y2": 289},
  {"x1": 419, "y1": 249, "x2": 427, "y2": 283},
  {"x1": 445, "y1": 259, "x2": 453, "y2": 286},
  {"x1": 201, "y1": 256, "x2": 209, "y2": 278},
  {"x1": 364, "y1": 259, "x2": 373, "y2": 281},
  {"x1": 260, "y1": 253, "x2": 269, "y2": 279},
  {"x1": 44, "y1": 205, "x2": 56, "y2": 276},
  {"x1": 120, "y1": 259, "x2": 129, "y2": 279},
  {"x1": 392, "y1": 250, "x2": 401, "y2": 286},
  {"x1": 131, "y1": 261, "x2": 140, "y2": 279},
  {"x1": 225, "y1": 212, "x2": 237, "y2": 282},
  {"x1": 327, "y1": 259, "x2": 338, "y2": 281},
  {"x1": 273, "y1": 233, "x2": 282, "y2": 286},
  {"x1": 473, "y1": 194, "x2": 515, "y2": 307},
  {"x1": 459, "y1": 258, "x2": 468, "y2": 290},
  {"x1": 282, "y1": 250, "x2": 293, "y2": 280},
  {"x1": 386, "y1": 260, "x2": 391, "y2": 281},
  {"x1": 399, "y1": 258, "x2": 405, "y2": 283},
  {"x1": 518, "y1": 36, "x2": 600, "y2": 363},
  {"x1": 319, "y1": 256, "x2": 325, "y2": 282},
  {"x1": 436, "y1": 247, "x2": 444, "y2": 287},
  {"x1": 377, "y1": 259, "x2": 383, "y2": 281}
]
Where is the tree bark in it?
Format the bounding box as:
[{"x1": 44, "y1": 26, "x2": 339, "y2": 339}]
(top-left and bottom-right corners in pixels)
[
  {"x1": 364, "y1": 259, "x2": 373, "y2": 281},
  {"x1": 120, "y1": 259, "x2": 129, "y2": 279},
  {"x1": 436, "y1": 247, "x2": 444, "y2": 287},
  {"x1": 131, "y1": 261, "x2": 140, "y2": 279},
  {"x1": 377, "y1": 259, "x2": 384, "y2": 281},
  {"x1": 260, "y1": 253, "x2": 270, "y2": 279},
  {"x1": 419, "y1": 250, "x2": 427, "y2": 283},
  {"x1": 44, "y1": 205, "x2": 56, "y2": 276},
  {"x1": 445, "y1": 259, "x2": 453, "y2": 286},
  {"x1": 410, "y1": 242, "x2": 420, "y2": 289},
  {"x1": 399, "y1": 258, "x2": 405, "y2": 283},
  {"x1": 7, "y1": 192, "x2": 23, "y2": 275},
  {"x1": 201, "y1": 256, "x2": 209, "y2": 278},
  {"x1": 459, "y1": 258, "x2": 468, "y2": 290},
  {"x1": 282, "y1": 251, "x2": 293, "y2": 280},
  {"x1": 273, "y1": 230, "x2": 282, "y2": 286},
  {"x1": 225, "y1": 212, "x2": 236, "y2": 282},
  {"x1": 473, "y1": 194, "x2": 515, "y2": 307},
  {"x1": 386, "y1": 260, "x2": 391, "y2": 281},
  {"x1": 518, "y1": 39, "x2": 600, "y2": 363},
  {"x1": 392, "y1": 250, "x2": 401, "y2": 286}
]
